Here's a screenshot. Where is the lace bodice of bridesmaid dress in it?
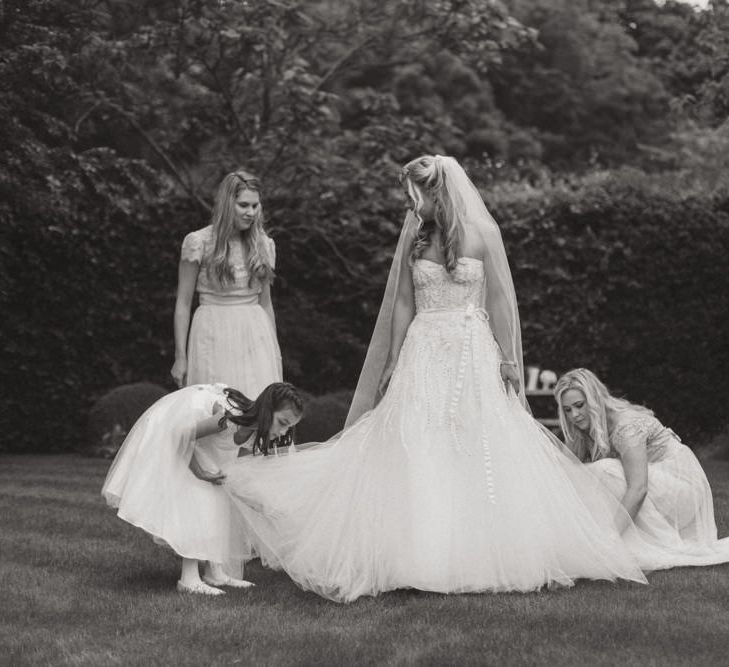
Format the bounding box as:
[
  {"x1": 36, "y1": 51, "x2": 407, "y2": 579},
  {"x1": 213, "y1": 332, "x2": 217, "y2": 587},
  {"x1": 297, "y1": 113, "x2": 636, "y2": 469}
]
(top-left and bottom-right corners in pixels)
[
  {"x1": 609, "y1": 412, "x2": 682, "y2": 462},
  {"x1": 412, "y1": 257, "x2": 485, "y2": 312},
  {"x1": 180, "y1": 226, "x2": 275, "y2": 301}
]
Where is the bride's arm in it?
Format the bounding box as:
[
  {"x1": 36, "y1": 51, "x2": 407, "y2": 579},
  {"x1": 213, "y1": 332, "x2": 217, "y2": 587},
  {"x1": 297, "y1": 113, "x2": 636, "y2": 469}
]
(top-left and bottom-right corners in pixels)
[
  {"x1": 387, "y1": 269, "x2": 416, "y2": 366},
  {"x1": 377, "y1": 263, "x2": 415, "y2": 396},
  {"x1": 480, "y1": 246, "x2": 521, "y2": 394}
]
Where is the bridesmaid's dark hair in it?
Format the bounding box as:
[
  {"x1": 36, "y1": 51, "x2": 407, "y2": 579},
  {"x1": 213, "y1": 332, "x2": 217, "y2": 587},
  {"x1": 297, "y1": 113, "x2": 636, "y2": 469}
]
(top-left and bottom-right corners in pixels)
[{"x1": 221, "y1": 382, "x2": 304, "y2": 455}]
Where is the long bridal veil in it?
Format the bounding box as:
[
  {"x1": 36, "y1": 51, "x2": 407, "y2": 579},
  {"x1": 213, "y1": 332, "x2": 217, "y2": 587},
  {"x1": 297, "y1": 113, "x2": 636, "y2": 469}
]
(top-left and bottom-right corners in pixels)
[{"x1": 346, "y1": 155, "x2": 527, "y2": 427}]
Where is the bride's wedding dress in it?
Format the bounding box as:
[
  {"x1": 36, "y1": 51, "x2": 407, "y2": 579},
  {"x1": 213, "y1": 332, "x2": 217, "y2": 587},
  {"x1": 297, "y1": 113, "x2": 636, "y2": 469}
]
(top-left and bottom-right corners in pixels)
[{"x1": 224, "y1": 256, "x2": 648, "y2": 602}]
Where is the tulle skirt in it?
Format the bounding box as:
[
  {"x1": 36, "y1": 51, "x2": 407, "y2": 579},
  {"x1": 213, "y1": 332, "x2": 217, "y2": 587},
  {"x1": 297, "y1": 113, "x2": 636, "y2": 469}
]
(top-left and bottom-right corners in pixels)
[
  {"x1": 102, "y1": 384, "x2": 252, "y2": 564},
  {"x1": 223, "y1": 310, "x2": 648, "y2": 602},
  {"x1": 187, "y1": 302, "x2": 282, "y2": 394},
  {"x1": 588, "y1": 445, "x2": 729, "y2": 568}
]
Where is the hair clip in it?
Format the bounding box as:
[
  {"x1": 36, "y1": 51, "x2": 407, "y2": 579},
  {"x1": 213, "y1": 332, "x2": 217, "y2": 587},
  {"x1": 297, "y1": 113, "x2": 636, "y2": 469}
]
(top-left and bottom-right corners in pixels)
[{"x1": 233, "y1": 173, "x2": 260, "y2": 187}]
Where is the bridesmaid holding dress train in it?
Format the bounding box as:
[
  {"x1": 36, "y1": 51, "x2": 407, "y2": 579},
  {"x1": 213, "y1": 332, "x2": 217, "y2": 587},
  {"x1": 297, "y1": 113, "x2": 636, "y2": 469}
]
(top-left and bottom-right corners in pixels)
[
  {"x1": 555, "y1": 368, "x2": 729, "y2": 570},
  {"x1": 102, "y1": 382, "x2": 304, "y2": 595}
]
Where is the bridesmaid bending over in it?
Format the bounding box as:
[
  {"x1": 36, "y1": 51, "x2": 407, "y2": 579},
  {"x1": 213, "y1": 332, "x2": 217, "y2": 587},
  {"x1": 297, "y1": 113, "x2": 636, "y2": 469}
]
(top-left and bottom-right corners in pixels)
[
  {"x1": 555, "y1": 368, "x2": 729, "y2": 569},
  {"x1": 102, "y1": 382, "x2": 304, "y2": 595}
]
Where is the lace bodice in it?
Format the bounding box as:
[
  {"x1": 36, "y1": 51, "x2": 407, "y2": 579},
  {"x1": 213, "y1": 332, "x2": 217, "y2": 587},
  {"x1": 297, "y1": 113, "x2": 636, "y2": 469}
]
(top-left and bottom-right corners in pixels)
[
  {"x1": 609, "y1": 413, "x2": 681, "y2": 462},
  {"x1": 412, "y1": 258, "x2": 484, "y2": 312},
  {"x1": 181, "y1": 226, "x2": 275, "y2": 300}
]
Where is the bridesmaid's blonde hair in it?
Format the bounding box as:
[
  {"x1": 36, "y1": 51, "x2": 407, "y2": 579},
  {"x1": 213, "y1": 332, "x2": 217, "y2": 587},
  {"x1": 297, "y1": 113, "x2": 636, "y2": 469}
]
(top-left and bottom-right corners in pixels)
[
  {"x1": 554, "y1": 368, "x2": 652, "y2": 461},
  {"x1": 209, "y1": 169, "x2": 274, "y2": 287}
]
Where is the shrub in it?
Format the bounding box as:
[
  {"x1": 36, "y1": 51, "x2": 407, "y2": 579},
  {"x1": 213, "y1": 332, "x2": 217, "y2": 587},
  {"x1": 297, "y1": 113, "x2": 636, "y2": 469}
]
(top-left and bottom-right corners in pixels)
[
  {"x1": 85, "y1": 382, "x2": 168, "y2": 458},
  {"x1": 295, "y1": 390, "x2": 354, "y2": 444}
]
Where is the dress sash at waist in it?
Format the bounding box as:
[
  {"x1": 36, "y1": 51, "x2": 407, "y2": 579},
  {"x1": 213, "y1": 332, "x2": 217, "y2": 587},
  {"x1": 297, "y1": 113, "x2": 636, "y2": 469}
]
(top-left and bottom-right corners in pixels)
[
  {"x1": 417, "y1": 304, "x2": 489, "y2": 320},
  {"x1": 198, "y1": 294, "x2": 260, "y2": 307}
]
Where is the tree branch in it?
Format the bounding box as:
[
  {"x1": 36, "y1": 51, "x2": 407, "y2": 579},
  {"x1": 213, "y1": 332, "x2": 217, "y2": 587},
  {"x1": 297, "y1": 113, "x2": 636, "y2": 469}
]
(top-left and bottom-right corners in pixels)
[
  {"x1": 314, "y1": 35, "x2": 376, "y2": 92},
  {"x1": 202, "y1": 57, "x2": 247, "y2": 142},
  {"x1": 75, "y1": 98, "x2": 211, "y2": 212},
  {"x1": 276, "y1": 225, "x2": 368, "y2": 280},
  {"x1": 74, "y1": 101, "x2": 103, "y2": 136}
]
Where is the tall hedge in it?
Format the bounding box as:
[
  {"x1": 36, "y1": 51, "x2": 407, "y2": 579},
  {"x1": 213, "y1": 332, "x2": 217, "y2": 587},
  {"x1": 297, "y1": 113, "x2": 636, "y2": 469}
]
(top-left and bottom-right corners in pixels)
[
  {"x1": 3, "y1": 165, "x2": 728, "y2": 452},
  {"x1": 494, "y1": 170, "x2": 729, "y2": 443}
]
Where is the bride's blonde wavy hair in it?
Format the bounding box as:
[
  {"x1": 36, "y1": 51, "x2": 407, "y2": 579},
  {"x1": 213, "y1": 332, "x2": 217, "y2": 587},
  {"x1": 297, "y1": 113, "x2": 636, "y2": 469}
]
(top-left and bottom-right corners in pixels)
[
  {"x1": 208, "y1": 169, "x2": 274, "y2": 287},
  {"x1": 554, "y1": 368, "x2": 653, "y2": 462},
  {"x1": 400, "y1": 155, "x2": 462, "y2": 273}
]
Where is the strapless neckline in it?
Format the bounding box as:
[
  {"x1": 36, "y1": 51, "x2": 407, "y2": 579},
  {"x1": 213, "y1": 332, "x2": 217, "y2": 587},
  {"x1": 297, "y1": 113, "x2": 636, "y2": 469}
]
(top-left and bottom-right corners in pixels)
[{"x1": 415, "y1": 257, "x2": 483, "y2": 268}]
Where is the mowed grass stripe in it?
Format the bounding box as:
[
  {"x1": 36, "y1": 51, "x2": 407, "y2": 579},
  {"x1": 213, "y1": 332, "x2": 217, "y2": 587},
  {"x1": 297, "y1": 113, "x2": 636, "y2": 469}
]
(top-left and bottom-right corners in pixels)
[{"x1": 1, "y1": 455, "x2": 728, "y2": 666}]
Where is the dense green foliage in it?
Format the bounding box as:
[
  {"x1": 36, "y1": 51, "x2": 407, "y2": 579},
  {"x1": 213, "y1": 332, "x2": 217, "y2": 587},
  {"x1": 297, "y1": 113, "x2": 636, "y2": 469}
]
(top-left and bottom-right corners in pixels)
[
  {"x1": 496, "y1": 171, "x2": 729, "y2": 439},
  {"x1": 2, "y1": 0, "x2": 728, "y2": 451}
]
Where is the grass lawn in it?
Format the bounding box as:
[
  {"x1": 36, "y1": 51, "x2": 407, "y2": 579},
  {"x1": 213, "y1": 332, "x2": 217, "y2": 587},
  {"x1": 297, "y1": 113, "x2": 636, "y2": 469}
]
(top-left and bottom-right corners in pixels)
[{"x1": 1, "y1": 455, "x2": 728, "y2": 666}]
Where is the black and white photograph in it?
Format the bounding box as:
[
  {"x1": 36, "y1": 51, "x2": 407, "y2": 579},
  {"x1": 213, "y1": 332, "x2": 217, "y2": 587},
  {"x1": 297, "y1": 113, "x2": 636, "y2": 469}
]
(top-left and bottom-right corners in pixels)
[{"x1": 1, "y1": 0, "x2": 729, "y2": 664}]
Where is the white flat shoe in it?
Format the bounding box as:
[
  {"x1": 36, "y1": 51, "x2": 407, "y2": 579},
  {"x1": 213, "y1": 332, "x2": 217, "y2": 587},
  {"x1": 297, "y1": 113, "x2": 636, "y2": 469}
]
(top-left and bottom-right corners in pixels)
[
  {"x1": 202, "y1": 575, "x2": 255, "y2": 589},
  {"x1": 176, "y1": 580, "x2": 226, "y2": 596}
]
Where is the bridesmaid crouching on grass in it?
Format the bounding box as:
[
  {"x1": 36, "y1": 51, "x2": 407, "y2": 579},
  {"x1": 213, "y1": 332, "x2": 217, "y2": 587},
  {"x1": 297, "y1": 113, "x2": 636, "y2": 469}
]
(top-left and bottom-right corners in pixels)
[
  {"x1": 555, "y1": 368, "x2": 729, "y2": 570},
  {"x1": 102, "y1": 382, "x2": 304, "y2": 596}
]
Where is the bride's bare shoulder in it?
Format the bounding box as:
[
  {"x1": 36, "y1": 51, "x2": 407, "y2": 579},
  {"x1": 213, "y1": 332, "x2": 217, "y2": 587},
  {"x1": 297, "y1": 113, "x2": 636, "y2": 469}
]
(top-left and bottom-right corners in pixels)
[{"x1": 460, "y1": 230, "x2": 487, "y2": 259}]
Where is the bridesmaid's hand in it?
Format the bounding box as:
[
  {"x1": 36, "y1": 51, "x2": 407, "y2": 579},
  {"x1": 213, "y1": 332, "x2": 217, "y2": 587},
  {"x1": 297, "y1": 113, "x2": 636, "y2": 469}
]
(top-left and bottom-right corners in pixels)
[
  {"x1": 613, "y1": 509, "x2": 632, "y2": 535},
  {"x1": 171, "y1": 358, "x2": 187, "y2": 388},
  {"x1": 248, "y1": 500, "x2": 284, "y2": 519},
  {"x1": 500, "y1": 362, "x2": 521, "y2": 395},
  {"x1": 192, "y1": 467, "x2": 226, "y2": 485}
]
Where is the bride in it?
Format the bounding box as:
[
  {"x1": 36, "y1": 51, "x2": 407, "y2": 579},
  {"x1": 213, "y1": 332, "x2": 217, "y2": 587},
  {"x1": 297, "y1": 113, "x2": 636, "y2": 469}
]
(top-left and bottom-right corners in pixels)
[{"x1": 223, "y1": 155, "x2": 648, "y2": 602}]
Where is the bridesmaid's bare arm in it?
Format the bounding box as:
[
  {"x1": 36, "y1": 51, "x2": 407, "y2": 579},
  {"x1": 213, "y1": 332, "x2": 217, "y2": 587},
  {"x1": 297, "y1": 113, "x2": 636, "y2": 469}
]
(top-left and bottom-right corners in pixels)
[
  {"x1": 259, "y1": 281, "x2": 277, "y2": 332},
  {"x1": 614, "y1": 445, "x2": 648, "y2": 532},
  {"x1": 171, "y1": 260, "x2": 200, "y2": 387},
  {"x1": 189, "y1": 403, "x2": 228, "y2": 484}
]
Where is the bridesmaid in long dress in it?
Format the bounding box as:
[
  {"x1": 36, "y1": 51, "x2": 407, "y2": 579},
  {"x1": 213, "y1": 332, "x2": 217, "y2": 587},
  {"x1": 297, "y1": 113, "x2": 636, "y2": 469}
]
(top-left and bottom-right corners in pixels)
[
  {"x1": 102, "y1": 382, "x2": 303, "y2": 595},
  {"x1": 165, "y1": 169, "x2": 284, "y2": 590},
  {"x1": 170, "y1": 169, "x2": 282, "y2": 395},
  {"x1": 555, "y1": 368, "x2": 729, "y2": 569}
]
